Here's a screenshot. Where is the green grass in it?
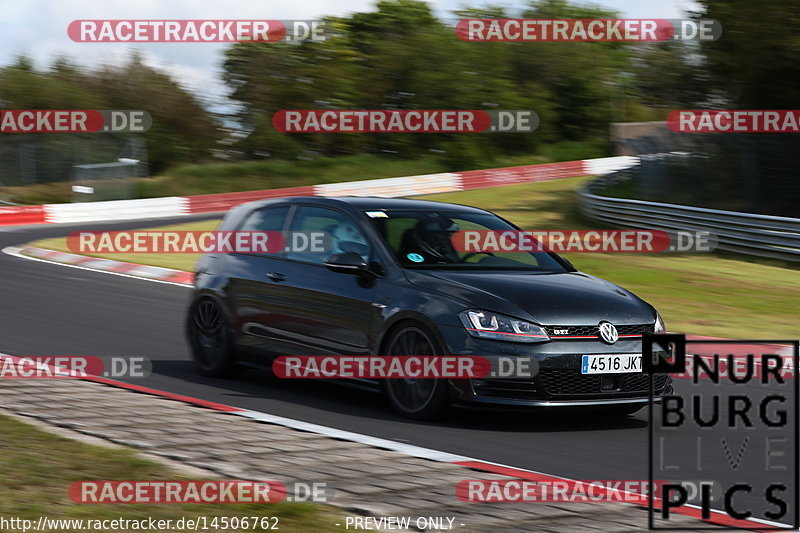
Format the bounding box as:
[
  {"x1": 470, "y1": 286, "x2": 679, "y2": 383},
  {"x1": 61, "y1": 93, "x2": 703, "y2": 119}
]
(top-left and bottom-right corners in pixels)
[
  {"x1": 421, "y1": 178, "x2": 800, "y2": 339},
  {"x1": 27, "y1": 176, "x2": 800, "y2": 339},
  {"x1": 0, "y1": 414, "x2": 343, "y2": 531},
  {"x1": 30, "y1": 220, "x2": 221, "y2": 272}
]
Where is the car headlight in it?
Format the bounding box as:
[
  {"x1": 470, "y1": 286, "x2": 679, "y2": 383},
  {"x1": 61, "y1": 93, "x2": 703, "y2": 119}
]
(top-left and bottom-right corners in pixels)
[
  {"x1": 654, "y1": 312, "x2": 666, "y2": 333},
  {"x1": 459, "y1": 310, "x2": 550, "y2": 343}
]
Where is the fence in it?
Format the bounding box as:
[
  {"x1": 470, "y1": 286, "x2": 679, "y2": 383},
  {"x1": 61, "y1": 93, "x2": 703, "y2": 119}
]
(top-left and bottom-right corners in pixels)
[
  {"x1": 0, "y1": 134, "x2": 146, "y2": 202},
  {"x1": 578, "y1": 167, "x2": 800, "y2": 262},
  {"x1": 611, "y1": 124, "x2": 800, "y2": 218}
]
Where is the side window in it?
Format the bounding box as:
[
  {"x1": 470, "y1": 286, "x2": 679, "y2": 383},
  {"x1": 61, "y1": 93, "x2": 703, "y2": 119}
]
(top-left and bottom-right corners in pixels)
[
  {"x1": 287, "y1": 206, "x2": 371, "y2": 265},
  {"x1": 239, "y1": 206, "x2": 289, "y2": 232},
  {"x1": 234, "y1": 206, "x2": 290, "y2": 255}
]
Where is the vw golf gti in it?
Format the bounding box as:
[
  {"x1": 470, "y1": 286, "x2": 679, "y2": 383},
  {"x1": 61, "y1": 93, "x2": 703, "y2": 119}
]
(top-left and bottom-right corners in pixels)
[{"x1": 186, "y1": 196, "x2": 670, "y2": 419}]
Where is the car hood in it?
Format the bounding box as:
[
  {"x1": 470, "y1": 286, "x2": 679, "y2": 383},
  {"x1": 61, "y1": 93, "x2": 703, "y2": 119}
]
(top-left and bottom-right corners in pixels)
[{"x1": 404, "y1": 269, "x2": 655, "y2": 325}]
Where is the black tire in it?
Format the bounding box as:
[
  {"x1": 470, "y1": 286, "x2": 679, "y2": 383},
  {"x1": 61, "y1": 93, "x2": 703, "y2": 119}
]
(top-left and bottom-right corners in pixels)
[
  {"x1": 186, "y1": 297, "x2": 238, "y2": 377},
  {"x1": 383, "y1": 323, "x2": 450, "y2": 420}
]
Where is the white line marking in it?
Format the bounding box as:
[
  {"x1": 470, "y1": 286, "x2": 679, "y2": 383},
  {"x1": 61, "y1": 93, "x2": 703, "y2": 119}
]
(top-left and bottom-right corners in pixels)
[
  {"x1": 228, "y1": 407, "x2": 794, "y2": 529},
  {"x1": 2, "y1": 246, "x2": 191, "y2": 288},
  {"x1": 235, "y1": 409, "x2": 469, "y2": 462}
]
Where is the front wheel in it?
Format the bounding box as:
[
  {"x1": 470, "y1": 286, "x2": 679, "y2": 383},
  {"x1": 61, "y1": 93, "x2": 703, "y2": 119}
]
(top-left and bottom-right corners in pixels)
[
  {"x1": 383, "y1": 324, "x2": 450, "y2": 420},
  {"x1": 186, "y1": 297, "x2": 237, "y2": 377}
]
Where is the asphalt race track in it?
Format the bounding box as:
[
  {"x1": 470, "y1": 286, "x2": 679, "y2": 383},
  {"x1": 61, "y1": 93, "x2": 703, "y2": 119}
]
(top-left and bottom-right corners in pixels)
[{"x1": 1, "y1": 216, "x2": 795, "y2": 526}]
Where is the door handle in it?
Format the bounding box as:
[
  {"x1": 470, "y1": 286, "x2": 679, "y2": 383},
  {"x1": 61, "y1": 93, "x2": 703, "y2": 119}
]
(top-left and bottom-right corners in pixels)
[{"x1": 266, "y1": 272, "x2": 286, "y2": 282}]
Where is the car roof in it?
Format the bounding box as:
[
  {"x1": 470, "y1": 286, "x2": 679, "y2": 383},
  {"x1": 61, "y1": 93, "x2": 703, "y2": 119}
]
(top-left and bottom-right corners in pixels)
[{"x1": 240, "y1": 196, "x2": 491, "y2": 214}]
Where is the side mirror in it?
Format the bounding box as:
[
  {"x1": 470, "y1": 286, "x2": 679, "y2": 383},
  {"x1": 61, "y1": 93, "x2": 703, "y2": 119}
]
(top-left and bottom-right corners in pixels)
[{"x1": 324, "y1": 252, "x2": 367, "y2": 274}]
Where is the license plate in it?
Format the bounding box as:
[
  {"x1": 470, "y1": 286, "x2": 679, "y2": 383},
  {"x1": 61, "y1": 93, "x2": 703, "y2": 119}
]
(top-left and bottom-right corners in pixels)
[{"x1": 581, "y1": 354, "x2": 642, "y2": 374}]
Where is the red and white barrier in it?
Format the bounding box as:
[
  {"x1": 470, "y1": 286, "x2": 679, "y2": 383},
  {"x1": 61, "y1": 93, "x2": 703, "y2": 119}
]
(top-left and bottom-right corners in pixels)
[
  {"x1": 582, "y1": 155, "x2": 638, "y2": 176},
  {"x1": 314, "y1": 172, "x2": 461, "y2": 198},
  {"x1": 188, "y1": 185, "x2": 315, "y2": 214},
  {"x1": 0, "y1": 205, "x2": 46, "y2": 225},
  {"x1": 43, "y1": 196, "x2": 189, "y2": 224},
  {"x1": 0, "y1": 156, "x2": 636, "y2": 226},
  {"x1": 460, "y1": 161, "x2": 586, "y2": 190}
]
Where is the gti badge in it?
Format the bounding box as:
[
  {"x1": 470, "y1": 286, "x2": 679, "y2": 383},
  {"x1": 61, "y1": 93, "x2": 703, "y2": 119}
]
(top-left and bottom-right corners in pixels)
[{"x1": 598, "y1": 321, "x2": 619, "y2": 344}]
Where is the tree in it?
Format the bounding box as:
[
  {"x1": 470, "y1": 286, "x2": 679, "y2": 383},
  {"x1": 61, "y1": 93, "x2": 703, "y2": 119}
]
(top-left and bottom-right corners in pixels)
[
  {"x1": 695, "y1": 0, "x2": 800, "y2": 108},
  {"x1": 0, "y1": 53, "x2": 220, "y2": 179}
]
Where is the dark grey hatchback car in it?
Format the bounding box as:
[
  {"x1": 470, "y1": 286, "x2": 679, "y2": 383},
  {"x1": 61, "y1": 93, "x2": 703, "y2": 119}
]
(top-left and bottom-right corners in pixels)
[{"x1": 186, "y1": 196, "x2": 671, "y2": 419}]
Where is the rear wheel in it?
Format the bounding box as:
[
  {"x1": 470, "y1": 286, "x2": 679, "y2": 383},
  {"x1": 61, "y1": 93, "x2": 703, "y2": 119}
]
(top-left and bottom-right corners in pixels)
[
  {"x1": 187, "y1": 298, "x2": 237, "y2": 377},
  {"x1": 383, "y1": 324, "x2": 450, "y2": 420}
]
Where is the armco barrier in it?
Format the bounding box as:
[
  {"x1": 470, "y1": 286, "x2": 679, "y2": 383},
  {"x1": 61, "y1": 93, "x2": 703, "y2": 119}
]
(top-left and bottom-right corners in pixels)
[
  {"x1": 0, "y1": 156, "x2": 635, "y2": 226},
  {"x1": 579, "y1": 170, "x2": 800, "y2": 262},
  {"x1": 0, "y1": 205, "x2": 45, "y2": 225}
]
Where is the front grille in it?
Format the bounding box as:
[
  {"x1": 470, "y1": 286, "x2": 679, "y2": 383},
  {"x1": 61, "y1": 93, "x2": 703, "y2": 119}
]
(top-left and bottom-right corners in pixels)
[
  {"x1": 618, "y1": 324, "x2": 656, "y2": 336},
  {"x1": 473, "y1": 371, "x2": 670, "y2": 401},
  {"x1": 473, "y1": 379, "x2": 540, "y2": 400},
  {"x1": 544, "y1": 324, "x2": 654, "y2": 339},
  {"x1": 539, "y1": 369, "x2": 669, "y2": 396}
]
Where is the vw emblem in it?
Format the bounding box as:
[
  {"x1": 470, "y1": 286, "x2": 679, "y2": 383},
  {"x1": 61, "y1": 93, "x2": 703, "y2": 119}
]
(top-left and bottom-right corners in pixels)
[{"x1": 598, "y1": 322, "x2": 619, "y2": 344}]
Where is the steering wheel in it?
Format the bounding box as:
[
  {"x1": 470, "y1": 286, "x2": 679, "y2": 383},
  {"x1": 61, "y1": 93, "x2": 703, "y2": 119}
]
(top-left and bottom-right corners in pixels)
[{"x1": 460, "y1": 251, "x2": 495, "y2": 262}]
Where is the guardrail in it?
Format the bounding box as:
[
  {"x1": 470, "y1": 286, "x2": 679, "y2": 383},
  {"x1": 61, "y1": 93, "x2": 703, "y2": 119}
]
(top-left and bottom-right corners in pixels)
[{"x1": 578, "y1": 169, "x2": 800, "y2": 262}]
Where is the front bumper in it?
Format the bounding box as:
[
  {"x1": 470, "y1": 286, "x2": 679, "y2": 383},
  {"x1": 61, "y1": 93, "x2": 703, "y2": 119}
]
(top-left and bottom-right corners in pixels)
[
  {"x1": 437, "y1": 323, "x2": 673, "y2": 407},
  {"x1": 465, "y1": 374, "x2": 673, "y2": 407}
]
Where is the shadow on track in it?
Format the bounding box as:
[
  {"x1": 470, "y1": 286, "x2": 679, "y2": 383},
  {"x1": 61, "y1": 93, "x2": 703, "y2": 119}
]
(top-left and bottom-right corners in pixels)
[{"x1": 147, "y1": 359, "x2": 649, "y2": 434}]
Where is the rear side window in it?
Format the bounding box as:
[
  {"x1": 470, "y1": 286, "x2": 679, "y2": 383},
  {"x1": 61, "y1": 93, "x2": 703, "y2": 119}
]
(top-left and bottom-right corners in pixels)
[
  {"x1": 287, "y1": 206, "x2": 371, "y2": 265},
  {"x1": 229, "y1": 206, "x2": 290, "y2": 255},
  {"x1": 239, "y1": 206, "x2": 289, "y2": 232}
]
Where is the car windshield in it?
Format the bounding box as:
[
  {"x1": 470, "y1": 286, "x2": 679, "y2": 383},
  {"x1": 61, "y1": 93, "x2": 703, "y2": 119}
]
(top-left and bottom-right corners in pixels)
[{"x1": 365, "y1": 209, "x2": 569, "y2": 272}]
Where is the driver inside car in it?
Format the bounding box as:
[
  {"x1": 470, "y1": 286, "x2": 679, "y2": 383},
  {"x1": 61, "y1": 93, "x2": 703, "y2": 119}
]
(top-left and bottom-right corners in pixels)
[
  {"x1": 327, "y1": 220, "x2": 370, "y2": 261},
  {"x1": 400, "y1": 216, "x2": 460, "y2": 264}
]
